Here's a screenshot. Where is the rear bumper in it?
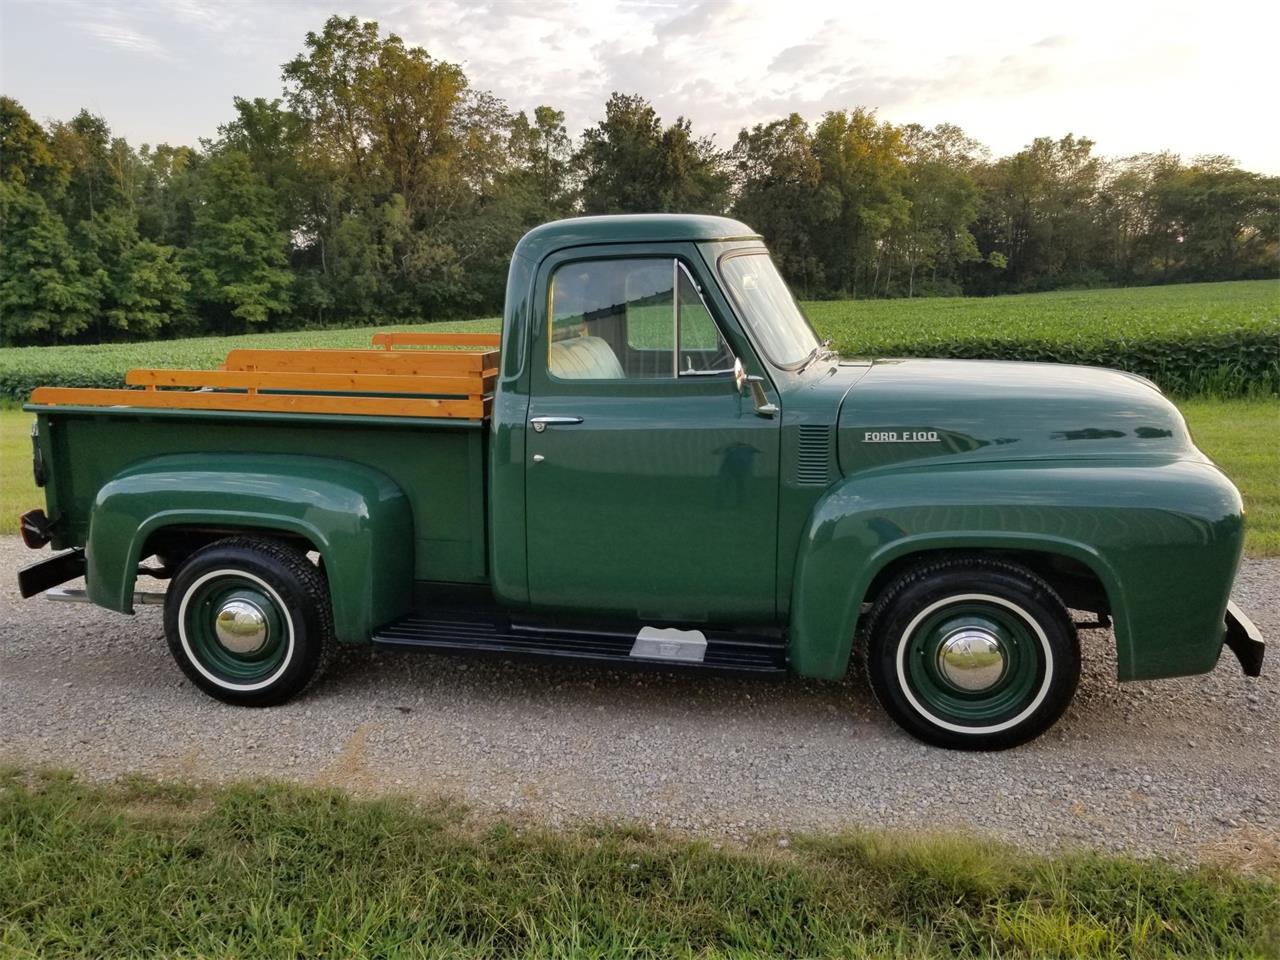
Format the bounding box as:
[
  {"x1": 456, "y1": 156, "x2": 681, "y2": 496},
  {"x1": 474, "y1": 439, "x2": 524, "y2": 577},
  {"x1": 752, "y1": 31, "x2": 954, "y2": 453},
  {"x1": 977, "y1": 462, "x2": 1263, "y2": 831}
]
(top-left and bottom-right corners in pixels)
[
  {"x1": 17, "y1": 549, "x2": 85, "y2": 599},
  {"x1": 1224, "y1": 600, "x2": 1265, "y2": 677}
]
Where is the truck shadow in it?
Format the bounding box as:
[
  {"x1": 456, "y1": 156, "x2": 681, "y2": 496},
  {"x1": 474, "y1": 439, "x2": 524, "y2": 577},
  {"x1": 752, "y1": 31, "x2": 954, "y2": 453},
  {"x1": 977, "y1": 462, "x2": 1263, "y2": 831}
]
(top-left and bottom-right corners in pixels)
[
  {"x1": 306, "y1": 622, "x2": 1272, "y2": 751},
  {"x1": 318, "y1": 644, "x2": 887, "y2": 730}
]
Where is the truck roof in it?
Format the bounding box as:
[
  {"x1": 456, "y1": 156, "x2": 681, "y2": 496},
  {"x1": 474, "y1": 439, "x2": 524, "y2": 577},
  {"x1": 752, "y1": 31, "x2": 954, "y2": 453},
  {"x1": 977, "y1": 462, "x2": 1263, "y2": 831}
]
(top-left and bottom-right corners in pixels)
[{"x1": 513, "y1": 214, "x2": 762, "y2": 264}]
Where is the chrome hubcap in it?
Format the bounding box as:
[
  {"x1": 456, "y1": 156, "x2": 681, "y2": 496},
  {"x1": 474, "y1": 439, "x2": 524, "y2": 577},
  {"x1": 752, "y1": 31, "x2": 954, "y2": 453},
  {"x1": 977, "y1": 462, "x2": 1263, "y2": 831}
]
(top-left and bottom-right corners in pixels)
[
  {"x1": 936, "y1": 628, "x2": 1005, "y2": 692},
  {"x1": 214, "y1": 599, "x2": 269, "y2": 654}
]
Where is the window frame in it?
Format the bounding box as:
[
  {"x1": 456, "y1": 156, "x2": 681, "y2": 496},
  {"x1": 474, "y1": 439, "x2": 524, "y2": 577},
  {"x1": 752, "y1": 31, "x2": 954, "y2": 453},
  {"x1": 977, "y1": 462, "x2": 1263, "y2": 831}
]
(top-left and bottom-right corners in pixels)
[
  {"x1": 716, "y1": 248, "x2": 821, "y2": 372},
  {"x1": 545, "y1": 254, "x2": 738, "y2": 384}
]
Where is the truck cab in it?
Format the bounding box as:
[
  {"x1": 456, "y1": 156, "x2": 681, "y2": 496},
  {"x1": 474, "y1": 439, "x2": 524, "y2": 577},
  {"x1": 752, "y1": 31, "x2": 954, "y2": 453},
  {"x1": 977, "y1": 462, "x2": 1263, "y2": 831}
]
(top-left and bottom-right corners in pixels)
[
  {"x1": 18, "y1": 214, "x2": 1265, "y2": 750},
  {"x1": 495, "y1": 219, "x2": 806, "y2": 621}
]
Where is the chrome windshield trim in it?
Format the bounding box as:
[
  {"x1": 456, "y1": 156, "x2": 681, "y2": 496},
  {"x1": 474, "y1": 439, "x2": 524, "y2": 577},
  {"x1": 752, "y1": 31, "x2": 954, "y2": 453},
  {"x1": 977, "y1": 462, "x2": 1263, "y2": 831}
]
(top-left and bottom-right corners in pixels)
[{"x1": 716, "y1": 248, "x2": 821, "y2": 372}]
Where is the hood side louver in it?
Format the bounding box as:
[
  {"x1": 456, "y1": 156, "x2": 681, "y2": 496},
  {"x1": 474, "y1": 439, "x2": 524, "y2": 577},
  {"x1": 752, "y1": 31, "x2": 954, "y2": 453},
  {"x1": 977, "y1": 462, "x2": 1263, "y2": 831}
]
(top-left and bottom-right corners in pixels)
[{"x1": 796, "y1": 424, "x2": 832, "y2": 485}]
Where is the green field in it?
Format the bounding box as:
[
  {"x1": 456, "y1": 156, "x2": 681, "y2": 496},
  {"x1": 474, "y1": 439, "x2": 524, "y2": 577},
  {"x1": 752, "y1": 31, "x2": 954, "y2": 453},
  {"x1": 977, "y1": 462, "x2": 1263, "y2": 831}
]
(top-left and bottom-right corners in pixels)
[
  {"x1": 1180, "y1": 400, "x2": 1280, "y2": 556},
  {"x1": 807, "y1": 279, "x2": 1279, "y2": 352},
  {"x1": 2, "y1": 771, "x2": 1275, "y2": 958},
  {"x1": 3, "y1": 400, "x2": 1276, "y2": 554},
  {"x1": 809, "y1": 280, "x2": 1280, "y2": 398},
  {"x1": 2, "y1": 280, "x2": 1277, "y2": 401}
]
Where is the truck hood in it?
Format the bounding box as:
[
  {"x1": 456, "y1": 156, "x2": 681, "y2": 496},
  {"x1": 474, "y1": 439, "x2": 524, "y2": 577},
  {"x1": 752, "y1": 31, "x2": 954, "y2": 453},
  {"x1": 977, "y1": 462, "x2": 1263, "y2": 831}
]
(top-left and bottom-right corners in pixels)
[{"x1": 836, "y1": 359, "x2": 1203, "y2": 476}]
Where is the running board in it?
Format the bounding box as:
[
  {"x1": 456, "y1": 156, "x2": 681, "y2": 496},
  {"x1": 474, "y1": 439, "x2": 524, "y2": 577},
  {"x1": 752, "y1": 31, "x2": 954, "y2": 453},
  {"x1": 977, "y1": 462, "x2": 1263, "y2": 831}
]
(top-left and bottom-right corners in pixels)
[
  {"x1": 370, "y1": 611, "x2": 788, "y2": 675},
  {"x1": 45, "y1": 587, "x2": 167, "y2": 606}
]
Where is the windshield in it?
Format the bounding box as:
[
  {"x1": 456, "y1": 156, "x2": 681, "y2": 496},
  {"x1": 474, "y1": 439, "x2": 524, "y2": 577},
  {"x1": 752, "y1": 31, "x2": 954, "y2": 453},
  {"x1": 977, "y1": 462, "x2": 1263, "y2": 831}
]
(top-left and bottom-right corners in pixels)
[{"x1": 719, "y1": 252, "x2": 820, "y2": 368}]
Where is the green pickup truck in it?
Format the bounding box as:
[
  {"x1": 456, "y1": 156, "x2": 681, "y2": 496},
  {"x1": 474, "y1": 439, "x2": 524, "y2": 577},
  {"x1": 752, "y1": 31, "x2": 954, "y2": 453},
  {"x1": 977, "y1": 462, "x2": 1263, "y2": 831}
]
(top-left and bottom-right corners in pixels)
[{"x1": 17, "y1": 214, "x2": 1265, "y2": 750}]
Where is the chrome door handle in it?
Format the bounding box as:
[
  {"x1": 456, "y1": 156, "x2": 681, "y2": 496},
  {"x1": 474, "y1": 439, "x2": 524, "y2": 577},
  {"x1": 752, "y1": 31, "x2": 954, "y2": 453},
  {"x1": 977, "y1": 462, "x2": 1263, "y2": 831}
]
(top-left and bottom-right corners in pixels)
[{"x1": 529, "y1": 416, "x2": 583, "y2": 433}]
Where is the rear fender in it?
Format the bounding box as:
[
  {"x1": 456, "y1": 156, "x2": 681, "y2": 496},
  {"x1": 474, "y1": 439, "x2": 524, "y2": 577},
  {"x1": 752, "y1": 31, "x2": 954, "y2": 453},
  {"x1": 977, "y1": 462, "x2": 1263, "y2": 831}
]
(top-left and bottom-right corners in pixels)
[
  {"x1": 86, "y1": 453, "x2": 414, "y2": 643},
  {"x1": 787, "y1": 460, "x2": 1243, "y2": 682}
]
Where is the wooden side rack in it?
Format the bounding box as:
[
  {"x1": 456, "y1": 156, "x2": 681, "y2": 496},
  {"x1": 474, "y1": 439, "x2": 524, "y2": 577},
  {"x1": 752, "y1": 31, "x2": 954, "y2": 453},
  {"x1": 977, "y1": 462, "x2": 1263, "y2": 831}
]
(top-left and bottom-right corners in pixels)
[
  {"x1": 29, "y1": 332, "x2": 501, "y2": 420},
  {"x1": 370, "y1": 331, "x2": 501, "y2": 349}
]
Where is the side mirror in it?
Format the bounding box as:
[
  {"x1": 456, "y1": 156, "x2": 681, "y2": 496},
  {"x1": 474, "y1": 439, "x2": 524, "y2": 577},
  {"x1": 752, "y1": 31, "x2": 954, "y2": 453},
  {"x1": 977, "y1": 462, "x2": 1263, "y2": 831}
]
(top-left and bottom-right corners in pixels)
[{"x1": 734, "y1": 358, "x2": 779, "y2": 418}]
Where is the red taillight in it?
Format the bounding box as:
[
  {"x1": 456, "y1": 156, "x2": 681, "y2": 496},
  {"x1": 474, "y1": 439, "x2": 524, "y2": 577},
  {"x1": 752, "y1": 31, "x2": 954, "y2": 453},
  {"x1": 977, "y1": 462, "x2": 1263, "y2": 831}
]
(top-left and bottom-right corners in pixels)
[{"x1": 19, "y1": 509, "x2": 51, "y2": 549}]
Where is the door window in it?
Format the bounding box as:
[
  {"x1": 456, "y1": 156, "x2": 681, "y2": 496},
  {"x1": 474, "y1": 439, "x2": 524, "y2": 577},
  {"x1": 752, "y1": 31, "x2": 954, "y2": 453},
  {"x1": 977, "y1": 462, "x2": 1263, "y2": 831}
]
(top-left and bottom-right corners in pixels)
[{"x1": 548, "y1": 258, "x2": 735, "y2": 380}]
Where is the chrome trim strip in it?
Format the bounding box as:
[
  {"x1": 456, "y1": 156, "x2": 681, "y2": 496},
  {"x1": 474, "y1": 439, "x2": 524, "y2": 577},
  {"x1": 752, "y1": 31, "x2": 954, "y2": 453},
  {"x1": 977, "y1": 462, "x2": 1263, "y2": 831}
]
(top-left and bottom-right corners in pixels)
[
  {"x1": 674, "y1": 259, "x2": 736, "y2": 378},
  {"x1": 716, "y1": 247, "x2": 821, "y2": 372},
  {"x1": 672, "y1": 257, "x2": 679, "y2": 378},
  {"x1": 46, "y1": 587, "x2": 167, "y2": 606}
]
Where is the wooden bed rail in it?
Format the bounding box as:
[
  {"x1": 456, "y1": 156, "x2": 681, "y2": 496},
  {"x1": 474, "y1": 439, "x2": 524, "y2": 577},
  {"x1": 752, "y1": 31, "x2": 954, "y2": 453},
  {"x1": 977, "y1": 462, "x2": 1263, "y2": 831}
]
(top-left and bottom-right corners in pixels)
[
  {"x1": 28, "y1": 331, "x2": 498, "y2": 420},
  {"x1": 371, "y1": 331, "x2": 500, "y2": 349},
  {"x1": 223, "y1": 348, "x2": 499, "y2": 376},
  {"x1": 28, "y1": 387, "x2": 490, "y2": 420},
  {"x1": 124, "y1": 368, "x2": 496, "y2": 396}
]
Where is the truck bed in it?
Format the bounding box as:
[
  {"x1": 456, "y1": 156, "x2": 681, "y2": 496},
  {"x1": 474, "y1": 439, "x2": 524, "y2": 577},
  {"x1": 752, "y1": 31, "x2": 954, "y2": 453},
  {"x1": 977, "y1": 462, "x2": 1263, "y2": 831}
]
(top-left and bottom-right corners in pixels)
[{"x1": 27, "y1": 332, "x2": 496, "y2": 585}]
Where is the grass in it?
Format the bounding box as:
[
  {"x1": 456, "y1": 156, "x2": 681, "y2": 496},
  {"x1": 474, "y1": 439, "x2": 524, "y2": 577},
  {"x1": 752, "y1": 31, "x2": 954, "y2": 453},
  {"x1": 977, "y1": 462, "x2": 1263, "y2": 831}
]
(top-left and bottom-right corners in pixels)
[
  {"x1": 7, "y1": 399, "x2": 1279, "y2": 555},
  {"x1": 2, "y1": 280, "x2": 1276, "y2": 400},
  {"x1": 0, "y1": 408, "x2": 27, "y2": 536},
  {"x1": 1182, "y1": 399, "x2": 1280, "y2": 556},
  {"x1": 1, "y1": 770, "x2": 1276, "y2": 958}
]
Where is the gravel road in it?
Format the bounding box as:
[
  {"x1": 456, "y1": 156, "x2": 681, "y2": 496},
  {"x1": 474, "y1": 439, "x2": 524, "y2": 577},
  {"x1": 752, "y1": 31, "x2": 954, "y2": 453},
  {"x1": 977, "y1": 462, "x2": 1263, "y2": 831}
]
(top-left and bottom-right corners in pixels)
[{"x1": 2, "y1": 536, "x2": 1276, "y2": 862}]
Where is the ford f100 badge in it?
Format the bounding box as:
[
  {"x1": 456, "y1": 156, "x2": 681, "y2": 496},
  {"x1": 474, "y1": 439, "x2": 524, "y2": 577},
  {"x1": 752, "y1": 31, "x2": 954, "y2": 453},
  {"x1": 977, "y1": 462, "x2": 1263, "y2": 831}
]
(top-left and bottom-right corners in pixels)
[{"x1": 863, "y1": 431, "x2": 940, "y2": 442}]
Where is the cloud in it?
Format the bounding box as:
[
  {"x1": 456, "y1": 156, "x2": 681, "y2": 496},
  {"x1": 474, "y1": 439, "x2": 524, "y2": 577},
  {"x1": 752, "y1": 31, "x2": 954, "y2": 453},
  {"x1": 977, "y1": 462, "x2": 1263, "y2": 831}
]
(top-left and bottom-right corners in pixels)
[
  {"x1": 40, "y1": 0, "x2": 264, "y2": 62},
  {"x1": 8, "y1": 0, "x2": 1276, "y2": 173},
  {"x1": 241, "y1": 0, "x2": 1275, "y2": 171},
  {"x1": 769, "y1": 43, "x2": 823, "y2": 74},
  {"x1": 164, "y1": 0, "x2": 240, "y2": 31},
  {"x1": 25, "y1": 0, "x2": 246, "y2": 64},
  {"x1": 653, "y1": 0, "x2": 749, "y2": 40},
  {"x1": 77, "y1": 20, "x2": 172, "y2": 60}
]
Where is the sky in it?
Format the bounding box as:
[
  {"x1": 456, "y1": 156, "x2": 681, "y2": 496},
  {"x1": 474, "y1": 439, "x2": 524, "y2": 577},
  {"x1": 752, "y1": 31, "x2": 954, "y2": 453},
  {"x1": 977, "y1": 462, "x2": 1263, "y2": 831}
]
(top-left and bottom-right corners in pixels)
[{"x1": 2, "y1": 0, "x2": 1277, "y2": 173}]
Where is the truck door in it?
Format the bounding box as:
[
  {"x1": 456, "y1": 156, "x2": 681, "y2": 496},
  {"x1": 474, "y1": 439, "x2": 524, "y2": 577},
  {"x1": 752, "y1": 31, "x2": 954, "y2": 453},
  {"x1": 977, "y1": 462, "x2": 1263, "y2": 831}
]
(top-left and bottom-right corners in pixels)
[{"x1": 524, "y1": 248, "x2": 781, "y2": 622}]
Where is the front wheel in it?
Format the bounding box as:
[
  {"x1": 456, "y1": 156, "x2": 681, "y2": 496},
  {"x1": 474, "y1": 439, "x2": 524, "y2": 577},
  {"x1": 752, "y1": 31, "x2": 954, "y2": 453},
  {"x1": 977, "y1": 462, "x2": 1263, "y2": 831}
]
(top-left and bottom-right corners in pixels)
[
  {"x1": 863, "y1": 558, "x2": 1080, "y2": 750},
  {"x1": 164, "y1": 537, "x2": 333, "y2": 707}
]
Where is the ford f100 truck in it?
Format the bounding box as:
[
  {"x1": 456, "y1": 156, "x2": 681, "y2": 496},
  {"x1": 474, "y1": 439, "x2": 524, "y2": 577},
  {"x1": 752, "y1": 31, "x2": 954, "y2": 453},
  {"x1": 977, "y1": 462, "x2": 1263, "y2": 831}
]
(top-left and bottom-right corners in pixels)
[{"x1": 17, "y1": 214, "x2": 1265, "y2": 750}]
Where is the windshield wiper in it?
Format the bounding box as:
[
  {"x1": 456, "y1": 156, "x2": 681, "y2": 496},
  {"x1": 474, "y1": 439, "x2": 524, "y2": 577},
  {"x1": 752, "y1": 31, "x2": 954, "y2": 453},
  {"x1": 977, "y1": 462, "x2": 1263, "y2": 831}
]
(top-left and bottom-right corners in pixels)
[{"x1": 797, "y1": 339, "x2": 835, "y2": 373}]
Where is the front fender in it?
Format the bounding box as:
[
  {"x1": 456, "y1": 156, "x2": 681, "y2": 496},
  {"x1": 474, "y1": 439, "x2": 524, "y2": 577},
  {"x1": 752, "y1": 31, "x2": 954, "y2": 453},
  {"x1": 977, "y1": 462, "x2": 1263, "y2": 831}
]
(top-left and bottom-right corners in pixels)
[
  {"x1": 788, "y1": 459, "x2": 1244, "y2": 682},
  {"x1": 86, "y1": 453, "x2": 414, "y2": 643}
]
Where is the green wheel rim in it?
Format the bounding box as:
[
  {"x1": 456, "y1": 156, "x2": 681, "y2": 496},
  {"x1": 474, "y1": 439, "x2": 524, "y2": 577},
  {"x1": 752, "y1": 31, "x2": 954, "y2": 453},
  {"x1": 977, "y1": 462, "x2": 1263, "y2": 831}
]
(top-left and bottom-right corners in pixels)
[
  {"x1": 181, "y1": 573, "x2": 290, "y2": 686},
  {"x1": 902, "y1": 599, "x2": 1046, "y2": 727}
]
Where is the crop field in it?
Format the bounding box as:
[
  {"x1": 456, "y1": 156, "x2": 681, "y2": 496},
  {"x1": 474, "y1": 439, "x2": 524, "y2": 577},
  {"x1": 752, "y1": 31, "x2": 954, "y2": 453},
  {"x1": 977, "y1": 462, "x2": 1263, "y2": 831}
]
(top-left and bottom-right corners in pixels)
[
  {"x1": 1, "y1": 280, "x2": 1276, "y2": 401},
  {"x1": 808, "y1": 279, "x2": 1278, "y2": 348},
  {"x1": 810, "y1": 279, "x2": 1279, "y2": 397}
]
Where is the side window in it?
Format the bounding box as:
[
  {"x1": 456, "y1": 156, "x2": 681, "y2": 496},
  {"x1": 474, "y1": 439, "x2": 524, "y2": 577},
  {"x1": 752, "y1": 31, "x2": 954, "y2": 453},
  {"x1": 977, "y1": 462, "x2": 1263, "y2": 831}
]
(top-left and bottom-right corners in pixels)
[
  {"x1": 549, "y1": 258, "x2": 735, "y2": 380},
  {"x1": 676, "y1": 264, "x2": 737, "y2": 376}
]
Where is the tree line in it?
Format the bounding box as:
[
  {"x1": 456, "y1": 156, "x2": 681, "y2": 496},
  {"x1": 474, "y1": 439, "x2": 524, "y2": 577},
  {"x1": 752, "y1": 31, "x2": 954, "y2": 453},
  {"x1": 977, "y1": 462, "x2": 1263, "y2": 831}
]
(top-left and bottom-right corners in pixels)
[{"x1": 2, "y1": 15, "x2": 1276, "y2": 346}]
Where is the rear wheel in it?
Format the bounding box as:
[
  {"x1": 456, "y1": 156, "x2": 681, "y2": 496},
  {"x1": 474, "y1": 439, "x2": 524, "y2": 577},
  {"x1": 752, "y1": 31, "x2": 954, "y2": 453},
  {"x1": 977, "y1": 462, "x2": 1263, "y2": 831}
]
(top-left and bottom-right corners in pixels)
[
  {"x1": 863, "y1": 557, "x2": 1079, "y2": 750},
  {"x1": 164, "y1": 537, "x2": 333, "y2": 707}
]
